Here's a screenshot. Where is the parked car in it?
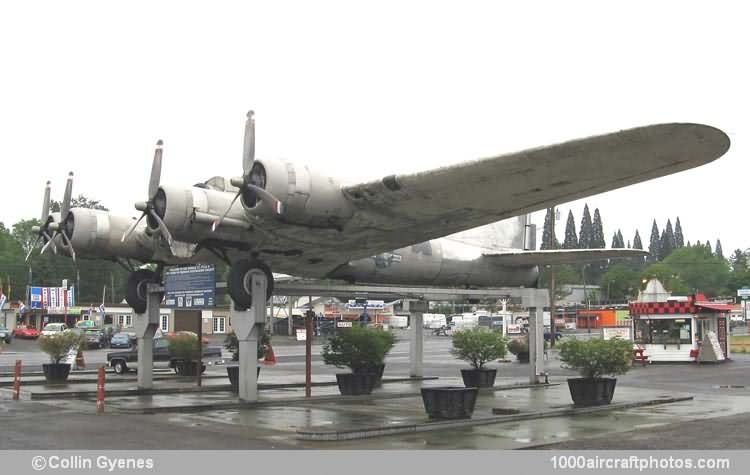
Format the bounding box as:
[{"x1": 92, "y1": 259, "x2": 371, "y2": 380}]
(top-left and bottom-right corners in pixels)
[
  {"x1": 82, "y1": 328, "x2": 108, "y2": 349},
  {"x1": 106, "y1": 337, "x2": 222, "y2": 375},
  {"x1": 13, "y1": 325, "x2": 40, "y2": 339},
  {"x1": 0, "y1": 325, "x2": 11, "y2": 344},
  {"x1": 41, "y1": 323, "x2": 67, "y2": 336},
  {"x1": 109, "y1": 332, "x2": 132, "y2": 349},
  {"x1": 102, "y1": 324, "x2": 121, "y2": 345}
]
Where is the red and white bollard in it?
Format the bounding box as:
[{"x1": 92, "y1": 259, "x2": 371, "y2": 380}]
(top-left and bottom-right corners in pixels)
[
  {"x1": 96, "y1": 365, "x2": 105, "y2": 414},
  {"x1": 12, "y1": 360, "x2": 21, "y2": 400}
]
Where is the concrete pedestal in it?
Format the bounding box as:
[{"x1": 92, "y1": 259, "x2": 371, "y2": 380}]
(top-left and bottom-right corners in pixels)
[
  {"x1": 231, "y1": 271, "x2": 268, "y2": 403},
  {"x1": 528, "y1": 306, "x2": 546, "y2": 385},
  {"x1": 134, "y1": 283, "x2": 161, "y2": 390},
  {"x1": 406, "y1": 300, "x2": 427, "y2": 378}
]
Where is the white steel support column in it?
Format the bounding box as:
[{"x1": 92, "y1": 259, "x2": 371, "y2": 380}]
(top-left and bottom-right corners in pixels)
[
  {"x1": 134, "y1": 283, "x2": 161, "y2": 390},
  {"x1": 407, "y1": 300, "x2": 427, "y2": 378},
  {"x1": 528, "y1": 305, "x2": 546, "y2": 384},
  {"x1": 231, "y1": 272, "x2": 267, "y2": 403}
]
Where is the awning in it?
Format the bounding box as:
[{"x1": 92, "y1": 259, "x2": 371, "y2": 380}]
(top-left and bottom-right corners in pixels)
[{"x1": 694, "y1": 302, "x2": 733, "y2": 312}]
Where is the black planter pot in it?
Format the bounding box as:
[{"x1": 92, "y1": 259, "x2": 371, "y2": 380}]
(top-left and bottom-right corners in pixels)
[
  {"x1": 175, "y1": 361, "x2": 207, "y2": 377},
  {"x1": 336, "y1": 373, "x2": 378, "y2": 395},
  {"x1": 227, "y1": 366, "x2": 261, "y2": 393},
  {"x1": 353, "y1": 364, "x2": 386, "y2": 388},
  {"x1": 421, "y1": 386, "x2": 479, "y2": 420},
  {"x1": 42, "y1": 363, "x2": 71, "y2": 384},
  {"x1": 460, "y1": 368, "x2": 497, "y2": 388},
  {"x1": 567, "y1": 377, "x2": 617, "y2": 406},
  {"x1": 516, "y1": 352, "x2": 530, "y2": 363}
]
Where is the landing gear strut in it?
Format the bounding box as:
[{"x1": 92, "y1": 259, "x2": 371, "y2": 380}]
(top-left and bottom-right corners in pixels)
[
  {"x1": 228, "y1": 259, "x2": 274, "y2": 310},
  {"x1": 125, "y1": 268, "x2": 164, "y2": 314}
]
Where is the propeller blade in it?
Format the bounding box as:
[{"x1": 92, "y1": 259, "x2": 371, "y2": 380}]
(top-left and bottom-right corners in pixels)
[
  {"x1": 148, "y1": 209, "x2": 175, "y2": 249},
  {"x1": 148, "y1": 140, "x2": 163, "y2": 199},
  {"x1": 247, "y1": 184, "x2": 285, "y2": 215},
  {"x1": 41, "y1": 181, "x2": 51, "y2": 223},
  {"x1": 41, "y1": 231, "x2": 57, "y2": 255},
  {"x1": 61, "y1": 172, "x2": 74, "y2": 219},
  {"x1": 40, "y1": 235, "x2": 56, "y2": 255},
  {"x1": 121, "y1": 212, "x2": 146, "y2": 242},
  {"x1": 60, "y1": 232, "x2": 76, "y2": 264},
  {"x1": 25, "y1": 235, "x2": 42, "y2": 262},
  {"x1": 211, "y1": 190, "x2": 242, "y2": 232},
  {"x1": 242, "y1": 110, "x2": 255, "y2": 175}
]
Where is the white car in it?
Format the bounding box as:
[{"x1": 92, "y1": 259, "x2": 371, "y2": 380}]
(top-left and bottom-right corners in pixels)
[{"x1": 40, "y1": 323, "x2": 68, "y2": 336}]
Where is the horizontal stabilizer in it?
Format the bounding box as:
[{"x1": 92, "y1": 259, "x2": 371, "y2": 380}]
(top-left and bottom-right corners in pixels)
[{"x1": 482, "y1": 249, "x2": 648, "y2": 266}]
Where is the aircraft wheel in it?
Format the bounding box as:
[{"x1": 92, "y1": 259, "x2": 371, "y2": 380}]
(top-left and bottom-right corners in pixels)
[
  {"x1": 125, "y1": 269, "x2": 163, "y2": 314},
  {"x1": 228, "y1": 259, "x2": 274, "y2": 310}
]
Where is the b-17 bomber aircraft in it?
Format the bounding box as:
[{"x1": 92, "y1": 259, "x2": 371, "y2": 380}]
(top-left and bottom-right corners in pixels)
[{"x1": 28, "y1": 112, "x2": 730, "y2": 313}]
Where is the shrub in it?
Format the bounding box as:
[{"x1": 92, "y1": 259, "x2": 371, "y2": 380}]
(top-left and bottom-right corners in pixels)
[
  {"x1": 168, "y1": 333, "x2": 201, "y2": 362},
  {"x1": 224, "y1": 331, "x2": 270, "y2": 361},
  {"x1": 558, "y1": 337, "x2": 633, "y2": 379},
  {"x1": 451, "y1": 327, "x2": 507, "y2": 369},
  {"x1": 322, "y1": 325, "x2": 396, "y2": 372},
  {"x1": 39, "y1": 331, "x2": 84, "y2": 364}
]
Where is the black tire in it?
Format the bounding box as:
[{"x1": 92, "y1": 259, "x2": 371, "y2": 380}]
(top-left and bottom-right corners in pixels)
[
  {"x1": 125, "y1": 269, "x2": 163, "y2": 314},
  {"x1": 228, "y1": 259, "x2": 274, "y2": 310},
  {"x1": 113, "y1": 360, "x2": 128, "y2": 375}
]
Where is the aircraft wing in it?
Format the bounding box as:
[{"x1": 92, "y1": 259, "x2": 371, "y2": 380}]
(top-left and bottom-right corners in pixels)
[
  {"x1": 481, "y1": 249, "x2": 648, "y2": 266},
  {"x1": 337, "y1": 123, "x2": 729, "y2": 261}
]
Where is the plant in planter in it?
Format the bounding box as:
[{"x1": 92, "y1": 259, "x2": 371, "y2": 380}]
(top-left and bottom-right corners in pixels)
[
  {"x1": 451, "y1": 327, "x2": 507, "y2": 388},
  {"x1": 558, "y1": 337, "x2": 633, "y2": 406},
  {"x1": 322, "y1": 325, "x2": 395, "y2": 395},
  {"x1": 38, "y1": 331, "x2": 83, "y2": 383},
  {"x1": 224, "y1": 330, "x2": 271, "y2": 392},
  {"x1": 167, "y1": 333, "x2": 204, "y2": 376},
  {"x1": 507, "y1": 336, "x2": 530, "y2": 363}
]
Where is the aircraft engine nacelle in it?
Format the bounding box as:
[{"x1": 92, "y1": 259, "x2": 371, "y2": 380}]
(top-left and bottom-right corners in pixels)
[
  {"x1": 241, "y1": 159, "x2": 354, "y2": 229},
  {"x1": 153, "y1": 184, "x2": 250, "y2": 242},
  {"x1": 63, "y1": 208, "x2": 154, "y2": 261}
]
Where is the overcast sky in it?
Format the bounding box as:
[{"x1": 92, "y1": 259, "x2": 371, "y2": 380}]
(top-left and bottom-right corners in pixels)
[{"x1": 1, "y1": 2, "x2": 747, "y2": 254}]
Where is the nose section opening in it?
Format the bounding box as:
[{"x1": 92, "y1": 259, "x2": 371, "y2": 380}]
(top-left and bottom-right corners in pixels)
[
  {"x1": 147, "y1": 188, "x2": 167, "y2": 230},
  {"x1": 63, "y1": 212, "x2": 75, "y2": 240},
  {"x1": 240, "y1": 162, "x2": 266, "y2": 209}
]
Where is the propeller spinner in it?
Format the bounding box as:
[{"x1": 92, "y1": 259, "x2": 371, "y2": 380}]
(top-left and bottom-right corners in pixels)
[
  {"x1": 212, "y1": 110, "x2": 285, "y2": 232},
  {"x1": 121, "y1": 140, "x2": 176, "y2": 252}
]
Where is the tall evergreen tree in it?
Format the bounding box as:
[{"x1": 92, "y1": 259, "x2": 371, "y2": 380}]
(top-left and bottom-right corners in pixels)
[
  {"x1": 674, "y1": 217, "x2": 685, "y2": 248},
  {"x1": 562, "y1": 210, "x2": 578, "y2": 249},
  {"x1": 706, "y1": 240, "x2": 712, "y2": 254},
  {"x1": 715, "y1": 239, "x2": 724, "y2": 259},
  {"x1": 660, "y1": 219, "x2": 675, "y2": 258},
  {"x1": 695, "y1": 240, "x2": 701, "y2": 248},
  {"x1": 648, "y1": 220, "x2": 661, "y2": 261},
  {"x1": 591, "y1": 208, "x2": 606, "y2": 249},
  {"x1": 617, "y1": 230, "x2": 624, "y2": 248},
  {"x1": 627, "y1": 240, "x2": 631, "y2": 248},
  {"x1": 633, "y1": 230, "x2": 643, "y2": 250},
  {"x1": 578, "y1": 204, "x2": 593, "y2": 249},
  {"x1": 687, "y1": 240, "x2": 691, "y2": 247},
  {"x1": 611, "y1": 232, "x2": 619, "y2": 249},
  {"x1": 540, "y1": 208, "x2": 557, "y2": 250}
]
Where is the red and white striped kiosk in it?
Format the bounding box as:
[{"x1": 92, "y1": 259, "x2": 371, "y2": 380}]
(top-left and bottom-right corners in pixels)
[{"x1": 629, "y1": 279, "x2": 732, "y2": 363}]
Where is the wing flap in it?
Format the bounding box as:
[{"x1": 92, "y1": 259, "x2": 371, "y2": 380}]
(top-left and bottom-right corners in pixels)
[{"x1": 482, "y1": 249, "x2": 648, "y2": 266}]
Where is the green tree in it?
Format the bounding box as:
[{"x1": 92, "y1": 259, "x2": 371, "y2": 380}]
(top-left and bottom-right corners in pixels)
[
  {"x1": 706, "y1": 240, "x2": 712, "y2": 254},
  {"x1": 714, "y1": 240, "x2": 723, "y2": 259},
  {"x1": 540, "y1": 208, "x2": 558, "y2": 250},
  {"x1": 728, "y1": 249, "x2": 750, "y2": 295},
  {"x1": 50, "y1": 195, "x2": 108, "y2": 212},
  {"x1": 648, "y1": 220, "x2": 660, "y2": 262},
  {"x1": 643, "y1": 246, "x2": 731, "y2": 297},
  {"x1": 674, "y1": 217, "x2": 685, "y2": 248},
  {"x1": 562, "y1": 210, "x2": 578, "y2": 249},
  {"x1": 578, "y1": 204, "x2": 593, "y2": 249},
  {"x1": 600, "y1": 263, "x2": 641, "y2": 302},
  {"x1": 616, "y1": 230, "x2": 624, "y2": 248},
  {"x1": 660, "y1": 219, "x2": 675, "y2": 259},
  {"x1": 591, "y1": 208, "x2": 606, "y2": 249},
  {"x1": 632, "y1": 230, "x2": 643, "y2": 250}
]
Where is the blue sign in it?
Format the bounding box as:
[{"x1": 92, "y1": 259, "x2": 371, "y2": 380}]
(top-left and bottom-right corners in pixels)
[
  {"x1": 164, "y1": 264, "x2": 215, "y2": 308},
  {"x1": 30, "y1": 287, "x2": 43, "y2": 309}
]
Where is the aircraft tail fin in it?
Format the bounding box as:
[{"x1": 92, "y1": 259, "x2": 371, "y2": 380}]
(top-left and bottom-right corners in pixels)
[{"x1": 482, "y1": 248, "x2": 647, "y2": 267}]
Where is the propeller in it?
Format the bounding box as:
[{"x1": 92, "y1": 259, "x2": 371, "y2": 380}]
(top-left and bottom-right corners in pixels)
[
  {"x1": 26, "y1": 181, "x2": 55, "y2": 261},
  {"x1": 121, "y1": 140, "x2": 175, "y2": 252},
  {"x1": 40, "y1": 172, "x2": 76, "y2": 262},
  {"x1": 212, "y1": 110, "x2": 284, "y2": 232}
]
